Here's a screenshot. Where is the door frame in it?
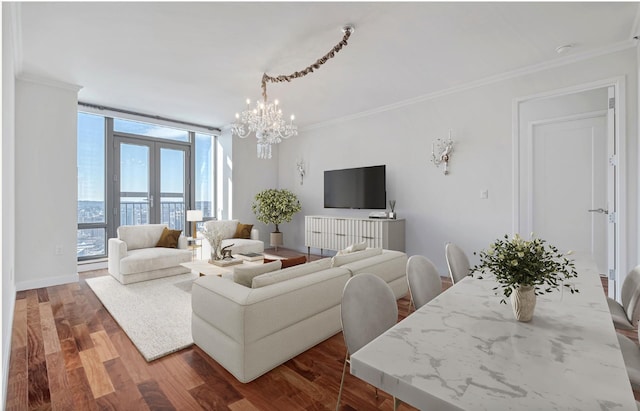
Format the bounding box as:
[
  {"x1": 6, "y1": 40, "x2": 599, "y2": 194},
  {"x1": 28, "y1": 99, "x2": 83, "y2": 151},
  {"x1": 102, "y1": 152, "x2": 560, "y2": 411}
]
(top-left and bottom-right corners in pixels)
[
  {"x1": 112, "y1": 134, "x2": 192, "y2": 232},
  {"x1": 512, "y1": 76, "x2": 626, "y2": 299}
]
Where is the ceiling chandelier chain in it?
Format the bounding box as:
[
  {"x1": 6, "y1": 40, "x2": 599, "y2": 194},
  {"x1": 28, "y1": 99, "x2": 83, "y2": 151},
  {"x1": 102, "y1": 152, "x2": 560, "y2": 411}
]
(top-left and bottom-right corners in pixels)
[
  {"x1": 260, "y1": 26, "x2": 354, "y2": 103},
  {"x1": 231, "y1": 25, "x2": 355, "y2": 159}
]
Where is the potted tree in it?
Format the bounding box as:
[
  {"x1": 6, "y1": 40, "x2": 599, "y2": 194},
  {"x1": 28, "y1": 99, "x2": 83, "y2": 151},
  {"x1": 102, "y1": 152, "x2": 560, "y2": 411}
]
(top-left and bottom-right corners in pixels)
[{"x1": 252, "y1": 189, "x2": 301, "y2": 250}]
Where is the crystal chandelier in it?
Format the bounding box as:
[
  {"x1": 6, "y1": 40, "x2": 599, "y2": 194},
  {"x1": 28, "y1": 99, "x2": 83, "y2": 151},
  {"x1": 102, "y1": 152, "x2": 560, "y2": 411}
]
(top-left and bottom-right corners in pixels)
[{"x1": 231, "y1": 25, "x2": 354, "y2": 159}]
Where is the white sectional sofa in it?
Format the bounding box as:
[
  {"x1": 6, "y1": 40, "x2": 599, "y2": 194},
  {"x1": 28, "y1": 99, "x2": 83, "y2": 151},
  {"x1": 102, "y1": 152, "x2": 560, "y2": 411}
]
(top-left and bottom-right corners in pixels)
[
  {"x1": 108, "y1": 224, "x2": 192, "y2": 284},
  {"x1": 191, "y1": 248, "x2": 408, "y2": 383},
  {"x1": 201, "y1": 220, "x2": 264, "y2": 258}
]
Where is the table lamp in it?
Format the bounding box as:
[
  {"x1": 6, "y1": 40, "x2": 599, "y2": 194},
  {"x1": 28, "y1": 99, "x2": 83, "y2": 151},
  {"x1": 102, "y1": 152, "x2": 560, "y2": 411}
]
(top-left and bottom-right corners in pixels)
[{"x1": 186, "y1": 210, "x2": 203, "y2": 238}]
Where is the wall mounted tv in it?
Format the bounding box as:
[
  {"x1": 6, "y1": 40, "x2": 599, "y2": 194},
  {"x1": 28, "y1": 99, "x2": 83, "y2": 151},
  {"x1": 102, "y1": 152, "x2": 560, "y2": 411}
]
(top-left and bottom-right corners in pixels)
[{"x1": 324, "y1": 165, "x2": 386, "y2": 209}]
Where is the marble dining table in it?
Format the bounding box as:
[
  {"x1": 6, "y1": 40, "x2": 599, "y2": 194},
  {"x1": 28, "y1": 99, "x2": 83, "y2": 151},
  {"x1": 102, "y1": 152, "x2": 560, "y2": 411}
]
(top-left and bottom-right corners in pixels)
[{"x1": 350, "y1": 253, "x2": 637, "y2": 410}]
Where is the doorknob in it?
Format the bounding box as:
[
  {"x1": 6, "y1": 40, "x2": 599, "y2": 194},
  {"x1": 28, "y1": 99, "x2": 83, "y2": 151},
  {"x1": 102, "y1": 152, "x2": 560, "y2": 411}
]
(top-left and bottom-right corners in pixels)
[{"x1": 588, "y1": 208, "x2": 608, "y2": 214}]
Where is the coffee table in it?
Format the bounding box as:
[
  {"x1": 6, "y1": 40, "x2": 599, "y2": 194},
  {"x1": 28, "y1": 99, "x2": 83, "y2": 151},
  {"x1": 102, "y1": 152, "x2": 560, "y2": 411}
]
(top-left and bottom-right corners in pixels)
[
  {"x1": 181, "y1": 260, "x2": 230, "y2": 277},
  {"x1": 181, "y1": 257, "x2": 264, "y2": 277}
]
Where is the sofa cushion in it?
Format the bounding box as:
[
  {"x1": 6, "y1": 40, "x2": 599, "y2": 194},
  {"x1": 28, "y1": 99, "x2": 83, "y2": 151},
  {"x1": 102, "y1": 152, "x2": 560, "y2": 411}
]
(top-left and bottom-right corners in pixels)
[
  {"x1": 156, "y1": 228, "x2": 182, "y2": 248},
  {"x1": 341, "y1": 249, "x2": 409, "y2": 285},
  {"x1": 120, "y1": 247, "x2": 191, "y2": 275},
  {"x1": 234, "y1": 260, "x2": 281, "y2": 287},
  {"x1": 205, "y1": 220, "x2": 239, "y2": 240},
  {"x1": 331, "y1": 248, "x2": 383, "y2": 267},
  {"x1": 263, "y1": 255, "x2": 306, "y2": 269},
  {"x1": 234, "y1": 223, "x2": 253, "y2": 239},
  {"x1": 118, "y1": 224, "x2": 167, "y2": 250},
  {"x1": 252, "y1": 258, "x2": 332, "y2": 288}
]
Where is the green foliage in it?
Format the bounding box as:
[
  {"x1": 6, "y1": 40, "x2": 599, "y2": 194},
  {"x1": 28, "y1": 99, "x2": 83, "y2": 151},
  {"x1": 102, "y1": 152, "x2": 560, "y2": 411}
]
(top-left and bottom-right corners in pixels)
[
  {"x1": 251, "y1": 189, "x2": 301, "y2": 232},
  {"x1": 471, "y1": 234, "x2": 579, "y2": 304}
]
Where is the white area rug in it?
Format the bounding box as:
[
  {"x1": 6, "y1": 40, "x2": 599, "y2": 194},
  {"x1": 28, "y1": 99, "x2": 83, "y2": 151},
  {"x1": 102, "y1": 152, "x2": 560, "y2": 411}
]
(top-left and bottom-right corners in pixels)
[{"x1": 86, "y1": 272, "x2": 197, "y2": 361}]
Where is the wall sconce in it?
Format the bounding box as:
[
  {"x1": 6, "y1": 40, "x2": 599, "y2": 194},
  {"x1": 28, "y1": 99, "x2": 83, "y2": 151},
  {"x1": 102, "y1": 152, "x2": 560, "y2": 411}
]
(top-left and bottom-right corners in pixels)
[
  {"x1": 431, "y1": 130, "x2": 454, "y2": 175},
  {"x1": 296, "y1": 160, "x2": 305, "y2": 185}
]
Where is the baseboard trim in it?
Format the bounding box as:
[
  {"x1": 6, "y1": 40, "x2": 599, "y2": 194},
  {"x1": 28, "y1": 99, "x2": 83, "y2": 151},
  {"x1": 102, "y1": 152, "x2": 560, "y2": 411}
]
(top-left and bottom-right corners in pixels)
[
  {"x1": 78, "y1": 261, "x2": 107, "y2": 273},
  {"x1": 15, "y1": 274, "x2": 79, "y2": 292},
  {"x1": 2, "y1": 283, "x2": 16, "y2": 409}
]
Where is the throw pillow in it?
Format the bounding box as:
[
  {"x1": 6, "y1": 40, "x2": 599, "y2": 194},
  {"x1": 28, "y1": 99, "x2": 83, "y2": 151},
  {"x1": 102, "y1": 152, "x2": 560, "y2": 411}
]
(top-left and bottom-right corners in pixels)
[
  {"x1": 233, "y1": 260, "x2": 281, "y2": 287},
  {"x1": 155, "y1": 227, "x2": 182, "y2": 248},
  {"x1": 233, "y1": 223, "x2": 254, "y2": 239},
  {"x1": 263, "y1": 255, "x2": 306, "y2": 268},
  {"x1": 336, "y1": 240, "x2": 368, "y2": 255},
  {"x1": 331, "y1": 248, "x2": 383, "y2": 267}
]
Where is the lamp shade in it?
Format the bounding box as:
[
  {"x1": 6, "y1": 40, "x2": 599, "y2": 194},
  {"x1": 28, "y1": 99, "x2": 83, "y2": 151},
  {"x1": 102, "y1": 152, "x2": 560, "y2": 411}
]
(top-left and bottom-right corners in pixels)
[{"x1": 186, "y1": 210, "x2": 203, "y2": 222}]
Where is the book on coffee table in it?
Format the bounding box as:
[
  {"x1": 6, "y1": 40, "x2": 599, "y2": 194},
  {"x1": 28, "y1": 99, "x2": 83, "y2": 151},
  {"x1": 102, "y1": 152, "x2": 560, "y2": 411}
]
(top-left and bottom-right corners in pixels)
[
  {"x1": 210, "y1": 258, "x2": 243, "y2": 267},
  {"x1": 236, "y1": 252, "x2": 264, "y2": 262}
]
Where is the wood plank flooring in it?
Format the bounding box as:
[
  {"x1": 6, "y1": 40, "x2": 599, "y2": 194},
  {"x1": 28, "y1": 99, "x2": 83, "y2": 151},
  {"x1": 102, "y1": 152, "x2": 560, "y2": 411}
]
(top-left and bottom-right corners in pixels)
[{"x1": 5, "y1": 251, "x2": 639, "y2": 410}]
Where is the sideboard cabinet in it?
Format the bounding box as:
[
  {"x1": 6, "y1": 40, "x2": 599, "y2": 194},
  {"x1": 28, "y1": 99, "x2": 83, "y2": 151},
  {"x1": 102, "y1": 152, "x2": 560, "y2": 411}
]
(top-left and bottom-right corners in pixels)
[{"x1": 305, "y1": 215, "x2": 405, "y2": 256}]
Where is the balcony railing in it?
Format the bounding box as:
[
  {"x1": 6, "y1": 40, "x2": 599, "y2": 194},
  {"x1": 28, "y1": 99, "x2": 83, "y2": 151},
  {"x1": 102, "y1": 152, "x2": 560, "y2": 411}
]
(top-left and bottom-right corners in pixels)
[
  {"x1": 78, "y1": 201, "x2": 203, "y2": 258},
  {"x1": 120, "y1": 201, "x2": 185, "y2": 230}
]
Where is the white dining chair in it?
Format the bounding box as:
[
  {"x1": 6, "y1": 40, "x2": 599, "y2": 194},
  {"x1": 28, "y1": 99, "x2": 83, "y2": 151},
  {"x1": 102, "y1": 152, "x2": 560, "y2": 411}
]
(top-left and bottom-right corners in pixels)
[
  {"x1": 607, "y1": 265, "x2": 640, "y2": 330},
  {"x1": 336, "y1": 274, "x2": 400, "y2": 411},
  {"x1": 616, "y1": 332, "x2": 640, "y2": 390},
  {"x1": 445, "y1": 242, "x2": 471, "y2": 284},
  {"x1": 406, "y1": 255, "x2": 442, "y2": 312}
]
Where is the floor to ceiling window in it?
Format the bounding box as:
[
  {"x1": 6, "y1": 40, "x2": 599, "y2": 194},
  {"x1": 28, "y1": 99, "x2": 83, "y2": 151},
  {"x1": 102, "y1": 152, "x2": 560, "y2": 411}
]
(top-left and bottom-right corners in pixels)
[
  {"x1": 77, "y1": 113, "x2": 107, "y2": 259},
  {"x1": 77, "y1": 111, "x2": 219, "y2": 260}
]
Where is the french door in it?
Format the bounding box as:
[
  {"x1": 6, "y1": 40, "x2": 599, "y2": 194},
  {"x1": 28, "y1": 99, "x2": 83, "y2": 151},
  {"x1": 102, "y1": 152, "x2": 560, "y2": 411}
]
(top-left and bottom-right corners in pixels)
[{"x1": 114, "y1": 136, "x2": 190, "y2": 231}]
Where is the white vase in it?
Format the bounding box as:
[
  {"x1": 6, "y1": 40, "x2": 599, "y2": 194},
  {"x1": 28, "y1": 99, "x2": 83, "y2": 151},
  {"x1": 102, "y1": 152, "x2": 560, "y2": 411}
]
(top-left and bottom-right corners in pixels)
[
  {"x1": 270, "y1": 232, "x2": 283, "y2": 251},
  {"x1": 510, "y1": 285, "x2": 536, "y2": 322}
]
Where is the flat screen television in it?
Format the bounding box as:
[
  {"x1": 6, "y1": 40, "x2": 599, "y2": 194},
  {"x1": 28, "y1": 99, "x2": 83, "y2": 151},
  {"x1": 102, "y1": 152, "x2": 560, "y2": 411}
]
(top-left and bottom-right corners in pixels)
[{"x1": 324, "y1": 165, "x2": 386, "y2": 209}]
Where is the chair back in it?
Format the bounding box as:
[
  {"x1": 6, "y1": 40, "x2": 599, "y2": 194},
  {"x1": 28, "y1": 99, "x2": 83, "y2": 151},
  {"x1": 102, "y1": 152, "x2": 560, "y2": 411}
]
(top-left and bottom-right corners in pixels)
[
  {"x1": 445, "y1": 242, "x2": 471, "y2": 284},
  {"x1": 622, "y1": 265, "x2": 640, "y2": 326},
  {"x1": 341, "y1": 274, "x2": 397, "y2": 355},
  {"x1": 407, "y1": 255, "x2": 442, "y2": 310},
  {"x1": 117, "y1": 224, "x2": 167, "y2": 250}
]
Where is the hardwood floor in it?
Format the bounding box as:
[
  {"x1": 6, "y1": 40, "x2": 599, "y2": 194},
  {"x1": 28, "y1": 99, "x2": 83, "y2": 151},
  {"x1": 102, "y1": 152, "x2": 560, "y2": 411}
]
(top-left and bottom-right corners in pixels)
[{"x1": 5, "y1": 251, "x2": 638, "y2": 410}]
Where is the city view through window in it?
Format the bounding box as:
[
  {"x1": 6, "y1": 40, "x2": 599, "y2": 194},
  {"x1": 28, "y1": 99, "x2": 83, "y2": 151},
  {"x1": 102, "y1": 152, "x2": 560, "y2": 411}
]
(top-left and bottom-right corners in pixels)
[{"x1": 77, "y1": 112, "x2": 216, "y2": 259}]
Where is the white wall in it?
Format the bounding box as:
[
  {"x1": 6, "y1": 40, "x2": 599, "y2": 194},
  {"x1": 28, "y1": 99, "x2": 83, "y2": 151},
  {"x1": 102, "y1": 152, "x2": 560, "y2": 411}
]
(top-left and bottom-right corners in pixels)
[
  {"x1": 231, "y1": 130, "x2": 279, "y2": 244},
  {"x1": 15, "y1": 76, "x2": 81, "y2": 290},
  {"x1": 261, "y1": 47, "x2": 638, "y2": 277},
  {"x1": 2, "y1": 3, "x2": 17, "y2": 404}
]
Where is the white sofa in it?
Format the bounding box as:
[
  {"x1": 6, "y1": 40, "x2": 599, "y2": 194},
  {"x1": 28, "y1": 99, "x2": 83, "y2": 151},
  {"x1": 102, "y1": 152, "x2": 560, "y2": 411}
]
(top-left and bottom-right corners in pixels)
[
  {"x1": 191, "y1": 248, "x2": 408, "y2": 383},
  {"x1": 108, "y1": 224, "x2": 192, "y2": 284},
  {"x1": 200, "y1": 220, "x2": 264, "y2": 258}
]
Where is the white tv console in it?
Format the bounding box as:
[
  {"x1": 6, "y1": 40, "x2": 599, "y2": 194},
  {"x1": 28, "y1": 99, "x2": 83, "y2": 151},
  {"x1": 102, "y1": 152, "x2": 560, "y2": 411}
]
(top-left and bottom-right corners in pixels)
[{"x1": 305, "y1": 215, "x2": 405, "y2": 256}]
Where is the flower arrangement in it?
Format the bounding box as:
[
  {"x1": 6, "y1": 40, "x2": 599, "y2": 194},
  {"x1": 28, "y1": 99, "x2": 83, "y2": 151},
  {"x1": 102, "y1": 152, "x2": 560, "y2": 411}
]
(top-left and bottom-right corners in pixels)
[
  {"x1": 252, "y1": 189, "x2": 301, "y2": 233},
  {"x1": 471, "y1": 233, "x2": 579, "y2": 304},
  {"x1": 202, "y1": 224, "x2": 223, "y2": 261}
]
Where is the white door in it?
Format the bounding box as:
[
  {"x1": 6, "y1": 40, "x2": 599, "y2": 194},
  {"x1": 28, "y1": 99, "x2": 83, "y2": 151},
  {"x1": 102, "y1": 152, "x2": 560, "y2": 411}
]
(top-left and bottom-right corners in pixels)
[{"x1": 530, "y1": 113, "x2": 608, "y2": 273}]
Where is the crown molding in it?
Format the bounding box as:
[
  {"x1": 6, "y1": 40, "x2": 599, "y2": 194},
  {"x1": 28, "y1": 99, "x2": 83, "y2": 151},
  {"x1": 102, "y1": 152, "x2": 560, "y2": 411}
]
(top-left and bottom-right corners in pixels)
[
  {"x1": 303, "y1": 39, "x2": 636, "y2": 132},
  {"x1": 17, "y1": 73, "x2": 83, "y2": 92},
  {"x1": 630, "y1": 3, "x2": 640, "y2": 39}
]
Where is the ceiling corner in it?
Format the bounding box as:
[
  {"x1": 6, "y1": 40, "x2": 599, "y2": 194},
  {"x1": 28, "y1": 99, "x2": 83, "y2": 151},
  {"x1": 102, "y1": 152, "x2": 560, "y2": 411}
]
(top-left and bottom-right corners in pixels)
[{"x1": 630, "y1": 2, "x2": 640, "y2": 39}]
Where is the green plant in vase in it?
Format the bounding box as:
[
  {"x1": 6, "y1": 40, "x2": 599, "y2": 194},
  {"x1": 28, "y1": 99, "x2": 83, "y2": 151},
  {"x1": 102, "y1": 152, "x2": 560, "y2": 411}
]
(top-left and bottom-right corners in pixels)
[{"x1": 470, "y1": 233, "x2": 578, "y2": 321}]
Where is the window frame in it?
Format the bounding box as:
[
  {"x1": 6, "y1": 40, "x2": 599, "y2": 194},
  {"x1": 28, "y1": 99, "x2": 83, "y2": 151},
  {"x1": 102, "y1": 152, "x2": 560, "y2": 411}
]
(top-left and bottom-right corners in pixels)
[{"x1": 77, "y1": 110, "x2": 219, "y2": 261}]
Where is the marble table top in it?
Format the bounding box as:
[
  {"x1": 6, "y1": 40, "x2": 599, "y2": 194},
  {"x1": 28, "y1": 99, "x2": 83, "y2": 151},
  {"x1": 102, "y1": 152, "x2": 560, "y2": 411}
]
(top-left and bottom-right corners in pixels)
[{"x1": 350, "y1": 254, "x2": 636, "y2": 410}]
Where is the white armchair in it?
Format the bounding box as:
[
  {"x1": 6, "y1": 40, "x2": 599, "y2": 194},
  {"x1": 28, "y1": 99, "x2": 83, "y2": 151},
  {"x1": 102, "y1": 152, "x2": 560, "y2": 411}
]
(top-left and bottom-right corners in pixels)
[{"x1": 108, "y1": 224, "x2": 192, "y2": 284}]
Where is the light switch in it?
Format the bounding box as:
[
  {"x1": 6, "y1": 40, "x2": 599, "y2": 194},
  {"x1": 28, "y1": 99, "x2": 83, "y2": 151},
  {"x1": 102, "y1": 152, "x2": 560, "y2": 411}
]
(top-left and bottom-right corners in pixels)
[{"x1": 480, "y1": 190, "x2": 489, "y2": 199}]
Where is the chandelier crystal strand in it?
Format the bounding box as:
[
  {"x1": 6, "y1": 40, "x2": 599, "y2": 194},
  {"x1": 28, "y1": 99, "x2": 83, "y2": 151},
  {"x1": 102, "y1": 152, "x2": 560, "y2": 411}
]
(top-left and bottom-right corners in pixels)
[{"x1": 231, "y1": 25, "x2": 354, "y2": 158}]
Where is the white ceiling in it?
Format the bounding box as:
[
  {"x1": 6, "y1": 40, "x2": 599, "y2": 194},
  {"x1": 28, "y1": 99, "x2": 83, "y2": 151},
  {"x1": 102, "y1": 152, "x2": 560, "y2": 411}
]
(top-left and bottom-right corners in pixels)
[{"x1": 16, "y1": 2, "x2": 640, "y2": 130}]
